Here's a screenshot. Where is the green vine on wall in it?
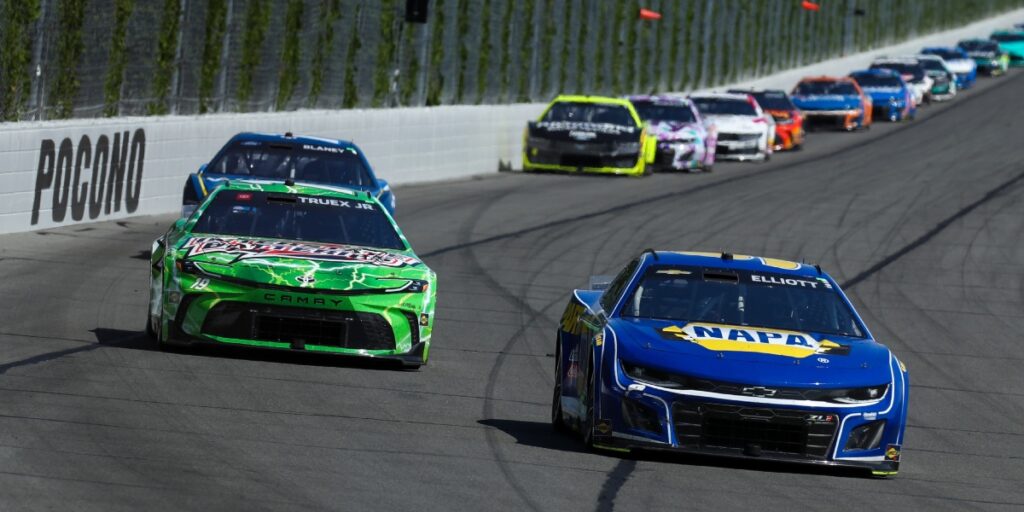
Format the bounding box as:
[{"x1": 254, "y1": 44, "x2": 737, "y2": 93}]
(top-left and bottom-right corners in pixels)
[
  {"x1": 0, "y1": 0, "x2": 41, "y2": 121},
  {"x1": 103, "y1": 0, "x2": 134, "y2": 117},
  {"x1": 454, "y1": 0, "x2": 470, "y2": 102},
  {"x1": 310, "y1": 0, "x2": 341, "y2": 106},
  {"x1": 476, "y1": 0, "x2": 492, "y2": 103},
  {"x1": 51, "y1": 0, "x2": 87, "y2": 119},
  {"x1": 198, "y1": 0, "x2": 227, "y2": 114},
  {"x1": 236, "y1": 0, "x2": 270, "y2": 110},
  {"x1": 538, "y1": 0, "x2": 554, "y2": 98},
  {"x1": 148, "y1": 0, "x2": 182, "y2": 115},
  {"x1": 498, "y1": 0, "x2": 513, "y2": 102},
  {"x1": 573, "y1": 0, "x2": 585, "y2": 94},
  {"x1": 342, "y1": 4, "x2": 363, "y2": 108},
  {"x1": 593, "y1": 1, "x2": 606, "y2": 92},
  {"x1": 425, "y1": 0, "x2": 445, "y2": 106},
  {"x1": 276, "y1": 0, "x2": 304, "y2": 110},
  {"x1": 399, "y1": 16, "x2": 420, "y2": 105},
  {"x1": 516, "y1": 0, "x2": 535, "y2": 102},
  {"x1": 608, "y1": 0, "x2": 624, "y2": 94},
  {"x1": 556, "y1": 0, "x2": 570, "y2": 92},
  {"x1": 373, "y1": 0, "x2": 397, "y2": 107}
]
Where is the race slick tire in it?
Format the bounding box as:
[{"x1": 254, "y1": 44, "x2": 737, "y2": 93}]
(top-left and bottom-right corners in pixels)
[
  {"x1": 551, "y1": 340, "x2": 570, "y2": 433},
  {"x1": 145, "y1": 313, "x2": 156, "y2": 340},
  {"x1": 703, "y1": 163, "x2": 714, "y2": 173},
  {"x1": 581, "y1": 359, "x2": 596, "y2": 448}
]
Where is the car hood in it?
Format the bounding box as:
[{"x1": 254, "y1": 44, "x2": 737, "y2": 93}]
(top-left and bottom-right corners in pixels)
[
  {"x1": 860, "y1": 87, "x2": 905, "y2": 101},
  {"x1": 528, "y1": 120, "x2": 639, "y2": 143},
  {"x1": 704, "y1": 115, "x2": 762, "y2": 133},
  {"x1": 610, "y1": 317, "x2": 893, "y2": 388},
  {"x1": 175, "y1": 235, "x2": 431, "y2": 291},
  {"x1": 944, "y1": 59, "x2": 976, "y2": 73},
  {"x1": 199, "y1": 174, "x2": 376, "y2": 196},
  {"x1": 648, "y1": 120, "x2": 704, "y2": 141},
  {"x1": 791, "y1": 95, "x2": 862, "y2": 111},
  {"x1": 996, "y1": 41, "x2": 1024, "y2": 55}
]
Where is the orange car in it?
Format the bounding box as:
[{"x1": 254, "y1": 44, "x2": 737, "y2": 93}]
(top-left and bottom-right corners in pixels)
[
  {"x1": 730, "y1": 89, "x2": 805, "y2": 150},
  {"x1": 790, "y1": 76, "x2": 873, "y2": 131}
]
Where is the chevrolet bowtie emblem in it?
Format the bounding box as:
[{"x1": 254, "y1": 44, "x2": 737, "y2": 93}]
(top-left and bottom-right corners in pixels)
[{"x1": 742, "y1": 386, "x2": 778, "y2": 397}]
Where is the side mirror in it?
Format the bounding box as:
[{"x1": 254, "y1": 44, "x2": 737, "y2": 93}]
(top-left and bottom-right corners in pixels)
[
  {"x1": 376, "y1": 178, "x2": 389, "y2": 191},
  {"x1": 197, "y1": 163, "x2": 208, "y2": 174}
]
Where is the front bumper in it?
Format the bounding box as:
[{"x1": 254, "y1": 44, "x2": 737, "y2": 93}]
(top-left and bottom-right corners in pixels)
[
  {"x1": 589, "y1": 362, "x2": 906, "y2": 475},
  {"x1": 653, "y1": 140, "x2": 705, "y2": 170},
  {"x1": 523, "y1": 140, "x2": 644, "y2": 176},
  {"x1": 802, "y1": 110, "x2": 861, "y2": 130},
  {"x1": 772, "y1": 124, "x2": 803, "y2": 151},
  {"x1": 162, "y1": 274, "x2": 431, "y2": 366},
  {"x1": 715, "y1": 133, "x2": 765, "y2": 161}
]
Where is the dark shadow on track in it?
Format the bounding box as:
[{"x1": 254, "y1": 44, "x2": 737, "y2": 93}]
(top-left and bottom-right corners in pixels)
[{"x1": 477, "y1": 419, "x2": 588, "y2": 454}]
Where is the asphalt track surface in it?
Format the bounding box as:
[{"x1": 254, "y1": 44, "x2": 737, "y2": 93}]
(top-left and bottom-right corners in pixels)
[{"x1": 2, "y1": 71, "x2": 1024, "y2": 511}]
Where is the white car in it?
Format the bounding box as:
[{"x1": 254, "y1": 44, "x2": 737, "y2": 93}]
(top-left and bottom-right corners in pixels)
[
  {"x1": 921, "y1": 47, "x2": 977, "y2": 89},
  {"x1": 914, "y1": 54, "x2": 958, "y2": 101},
  {"x1": 689, "y1": 93, "x2": 775, "y2": 162},
  {"x1": 870, "y1": 57, "x2": 933, "y2": 105}
]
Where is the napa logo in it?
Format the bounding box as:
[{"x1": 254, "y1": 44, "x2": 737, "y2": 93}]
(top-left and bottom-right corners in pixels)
[{"x1": 659, "y1": 322, "x2": 849, "y2": 358}]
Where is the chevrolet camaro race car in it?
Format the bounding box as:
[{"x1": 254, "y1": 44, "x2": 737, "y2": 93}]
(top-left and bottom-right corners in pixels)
[
  {"x1": 849, "y1": 69, "x2": 917, "y2": 122},
  {"x1": 552, "y1": 251, "x2": 909, "y2": 477},
  {"x1": 869, "y1": 58, "x2": 933, "y2": 105},
  {"x1": 729, "y1": 89, "x2": 805, "y2": 152},
  {"x1": 148, "y1": 180, "x2": 437, "y2": 368},
  {"x1": 628, "y1": 95, "x2": 716, "y2": 172},
  {"x1": 181, "y1": 133, "x2": 395, "y2": 218},
  {"x1": 690, "y1": 93, "x2": 775, "y2": 162},
  {"x1": 913, "y1": 54, "x2": 958, "y2": 101},
  {"x1": 523, "y1": 95, "x2": 656, "y2": 176},
  {"x1": 920, "y1": 47, "x2": 977, "y2": 89},
  {"x1": 791, "y1": 77, "x2": 873, "y2": 131},
  {"x1": 958, "y1": 38, "x2": 1010, "y2": 75}
]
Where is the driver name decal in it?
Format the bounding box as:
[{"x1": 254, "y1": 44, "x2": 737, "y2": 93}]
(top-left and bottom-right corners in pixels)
[{"x1": 183, "y1": 237, "x2": 420, "y2": 267}]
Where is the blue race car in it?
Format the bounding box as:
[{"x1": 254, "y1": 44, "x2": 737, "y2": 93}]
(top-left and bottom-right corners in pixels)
[
  {"x1": 552, "y1": 250, "x2": 909, "y2": 477},
  {"x1": 920, "y1": 47, "x2": 977, "y2": 89},
  {"x1": 849, "y1": 69, "x2": 917, "y2": 122},
  {"x1": 181, "y1": 132, "x2": 395, "y2": 218}
]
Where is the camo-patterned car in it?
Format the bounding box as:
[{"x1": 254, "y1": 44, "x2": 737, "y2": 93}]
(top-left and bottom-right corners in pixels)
[
  {"x1": 148, "y1": 180, "x2": 437, "y2": 368},
  {"x1": 627, "y1": 95, "x2": 716, "y2": 172}
]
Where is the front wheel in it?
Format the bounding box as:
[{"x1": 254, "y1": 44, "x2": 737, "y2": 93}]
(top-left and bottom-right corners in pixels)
[
  {"x1": 580, "y1": 360, "x2": 596, "y2": 448},
  {"x1": 551, "y1": 341, "x2": 569, "y2": 433}
]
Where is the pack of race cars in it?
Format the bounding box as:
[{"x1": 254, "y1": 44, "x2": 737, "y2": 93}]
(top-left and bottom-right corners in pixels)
[
  {"x1": 145, "y1": 27, "x2": 1021, "y2": 478},
  {"x1": 523, "y1": 31, "x2": 1020, "y2": 175}
]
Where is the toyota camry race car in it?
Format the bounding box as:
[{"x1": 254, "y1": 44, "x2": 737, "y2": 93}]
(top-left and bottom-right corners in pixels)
[
  {"x1": 523, "y1": 95, "x2": 656, "y2": 176},
  {"x1": 551, "y1": 251, "x2": 909, "y2": 477},
  {"x1": 628, "y1": 95, "x2": 716, "y2": 172},
  {"x1": 181, "y1": 133, "x2": 395, "y2": 218},
  {"x1": 920, "y1": 47, "x2": 977, "y2": 89},
  {"x1": 690, "y1": 93, "x2": 775, "y2": 162},
  {"x1": 958, "y1": 39, "x2": 1010, "y2": 75},
  {"x1": 791, "y1": 77, "x2": 873, "y2": 131},
  {"x1": 728, "y1": 89, "x2": 805, "y2": 151},
  {"x1": 849, "y1": 69, "x2": 917, "y2": 122},
  {"x1": 148, "y1": 180, "x2": 436, "y2": 368},
  {"x1": 913, "y1": 54, "x2": 958, "y2": 101}
]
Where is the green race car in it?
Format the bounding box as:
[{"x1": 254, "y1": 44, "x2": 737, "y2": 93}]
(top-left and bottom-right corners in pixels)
[{"x1": 147, "y1": 180, "x2": 436, "y2": 368}]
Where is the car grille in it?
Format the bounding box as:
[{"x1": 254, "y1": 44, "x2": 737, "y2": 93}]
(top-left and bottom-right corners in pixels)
[
  {"x1": 716, "y1": 145, "x2": 760, "y2": 156},
  {"x1": 201, "y1": 302, "x2": 395, "y2": 350},
  {"x1": 717, "y1": 132, "x2": 761, "y2": 141},
  {"x1": 673, "y1": 402, "x2": 837, "y2": 459}
]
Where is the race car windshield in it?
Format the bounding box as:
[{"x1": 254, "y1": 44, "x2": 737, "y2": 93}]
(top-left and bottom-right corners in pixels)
[
  {"x1": 959, "y1": 40, "x2": 999, "y2": 52},
  {"x1": 992, "y1": 33, "x2": 1024, "y2": 42},
  {"x1": 870, "y1": 63, "x2": 925, "y2": 81},
  {"x1": 748, "y1": 93, "x2": 794, "y2": 110},
  {"x1": 206, "y1": 141, "x2": 374, "y2": 187},
  {"x1": 542, "y1": 102, "x2": 634, "y2": 125},
  {"x1": 793, "y1": 81, "x2": 859, "y2": 96},
  {"x1": 632, "y1": 102, "x2": 696, "y2": 123},
  {"x1": 917, "y1": 59, "x2": 945, "y2": 71},
  {"x1": 192, "y1": 191, "x2": 406, "y2": 250},
  {"x1": 852, "y1": 75, "x2": 902, "y2": 87},
  {"x1": 620, "y1": 267, "x2": 865, "y2": 338},
  {"x1": 691, "y1": 99, "x2": 757, "y2": 116}
]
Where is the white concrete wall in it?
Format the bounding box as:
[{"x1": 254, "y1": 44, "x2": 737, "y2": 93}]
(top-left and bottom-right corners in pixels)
[{"x1": 1, "y1": 7, "x2": 1021, "y2": 235}]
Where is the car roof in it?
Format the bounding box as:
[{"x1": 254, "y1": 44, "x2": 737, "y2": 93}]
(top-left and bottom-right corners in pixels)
[
  {"x1": 626, "y1": 94, "x2": 692, "y2": 105},
  {"x1": 640, "y1": 251, "x2": 829, "y2": 280},
  {"x1": 231, "y1": 132, "x2": 361, "y2": 151},
  {"x1": 689, "y1": 92, "x2": 750, "y2": 101},
  {"x1": 550, "y1": 94, "x2": 633, "y2": 107},
  {"x1": 850, "y1": 68, "x2": 900, "y2": 77},
  {"x1": 216, "y1": 179, "x2": 372, "y2": 202},
  {"x1": 797, "y1": 75, "x2": 855, "y2": 83}
]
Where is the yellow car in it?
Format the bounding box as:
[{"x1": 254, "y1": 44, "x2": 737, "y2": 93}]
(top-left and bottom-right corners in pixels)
[{"x1": 523, "y1": 95, "x2": 656, "y2": 176}]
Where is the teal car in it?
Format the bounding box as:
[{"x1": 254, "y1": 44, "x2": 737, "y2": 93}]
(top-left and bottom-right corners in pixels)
[
  {"x1": 990, "y1": 30, "x2": 1024, "y2": 67},
  {"x1": 958, "y1": 39, "x2": 1010, "y2": 75}
]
